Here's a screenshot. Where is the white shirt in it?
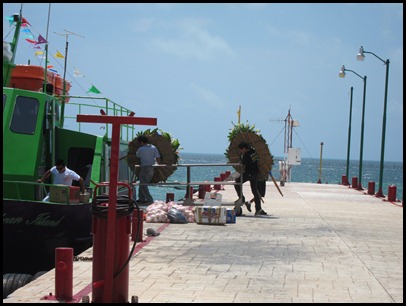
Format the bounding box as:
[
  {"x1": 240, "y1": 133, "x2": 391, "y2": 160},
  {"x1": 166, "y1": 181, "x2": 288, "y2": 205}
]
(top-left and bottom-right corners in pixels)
[{"x1": 50, "y1": 166, "x2": 81, "y2": 186}]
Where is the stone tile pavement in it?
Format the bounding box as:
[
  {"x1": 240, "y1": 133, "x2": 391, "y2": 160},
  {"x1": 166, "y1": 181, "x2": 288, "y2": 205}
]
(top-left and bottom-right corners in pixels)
[{"x1": 4, "y1": 182, "x2": 403, "y2": 303}]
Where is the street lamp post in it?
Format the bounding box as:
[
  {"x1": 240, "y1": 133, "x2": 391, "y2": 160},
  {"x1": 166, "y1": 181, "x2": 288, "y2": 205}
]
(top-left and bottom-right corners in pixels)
[
  {"x1": 357, "y1": 46, "x2": 390, "y2": 198},
  {"x1": 339, "y1": 65, "x2": 367, "y2": 190},
  {"x1": 345, "y1": 86, "x2": 354, "y2": 186},
  {"x1": 317, "y1": 142, "x2": 324, "y2": 184}
]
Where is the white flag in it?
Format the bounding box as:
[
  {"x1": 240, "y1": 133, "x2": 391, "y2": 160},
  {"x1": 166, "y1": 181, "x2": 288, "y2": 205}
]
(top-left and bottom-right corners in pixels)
[{"x1": 74, "y1": 67, "x2": 84, "y2": 77}]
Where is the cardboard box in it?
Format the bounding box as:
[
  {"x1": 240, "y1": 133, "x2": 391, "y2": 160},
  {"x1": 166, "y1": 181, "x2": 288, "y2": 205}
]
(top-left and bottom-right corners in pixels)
[
  {"x1": 203, "y1": 192, "x2": 222, "y2": 206},
  {"x1": 49, "y1": 185, "x2": 80, "y2": 204},
  {"x1": 79, "y1": 192, "x2": 90, "y2": 203},
  {"x1": 195, "y1": 206, "x2": 226, "y2": 225},
  {"x1": 226, "y1": 209, "x2": 236, "y2": 223}
]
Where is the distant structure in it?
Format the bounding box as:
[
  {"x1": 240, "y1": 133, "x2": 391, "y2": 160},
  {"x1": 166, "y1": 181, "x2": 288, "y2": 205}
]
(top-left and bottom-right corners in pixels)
[{"x1": 271, "y1": 108, "x2": 301, "y2": 184}]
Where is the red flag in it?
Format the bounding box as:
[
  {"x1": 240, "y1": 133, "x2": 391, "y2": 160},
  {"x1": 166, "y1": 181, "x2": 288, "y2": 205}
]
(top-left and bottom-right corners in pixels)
[{"x1": 22, "y1": 17, "x2": 31, "y2": 26}]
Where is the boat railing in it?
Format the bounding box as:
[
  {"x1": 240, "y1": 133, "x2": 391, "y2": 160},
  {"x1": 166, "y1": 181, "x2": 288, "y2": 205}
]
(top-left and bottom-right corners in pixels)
[
  {"x1": 132, "y1": 163, "x2": 243, "y2": 206},
  {"x1": 58, "y1": 95, "x2": 137, "y2": 142},
  {"x1": 3, "y1": 180, "x2": 85, "y2": 204}
]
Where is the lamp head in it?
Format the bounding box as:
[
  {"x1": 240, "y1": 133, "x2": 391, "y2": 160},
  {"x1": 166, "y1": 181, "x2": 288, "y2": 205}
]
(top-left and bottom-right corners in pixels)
[
  {"x1": 339, "y1": 65, "x2": 346, "y2": 78},
  {"x1": 357, "y1": 46, "x2": 365, "y2": 61}
]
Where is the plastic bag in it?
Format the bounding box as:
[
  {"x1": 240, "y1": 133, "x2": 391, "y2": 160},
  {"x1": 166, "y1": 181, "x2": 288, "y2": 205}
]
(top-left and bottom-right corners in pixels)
[{"x1": 167, "y1": 207, "x2": 188, "y2": 224}]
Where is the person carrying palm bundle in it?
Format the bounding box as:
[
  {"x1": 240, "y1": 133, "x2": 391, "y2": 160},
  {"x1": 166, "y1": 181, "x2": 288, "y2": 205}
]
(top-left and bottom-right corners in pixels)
[{"x1": 234, "y1": 141, "x2": 267, "y2": 216}]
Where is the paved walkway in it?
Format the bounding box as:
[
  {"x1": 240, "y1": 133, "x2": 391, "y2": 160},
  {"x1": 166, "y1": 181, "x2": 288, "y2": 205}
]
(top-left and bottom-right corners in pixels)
[{"x1": 4, "y1": 182, "x2": 403, "y2": 303}]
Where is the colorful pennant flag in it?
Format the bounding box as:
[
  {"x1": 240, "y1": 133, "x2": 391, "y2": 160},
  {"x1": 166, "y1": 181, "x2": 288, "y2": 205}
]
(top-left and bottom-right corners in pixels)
[
  {"x1": 35, "y1": 51, "x2": 44, "y2": 56},
  {"x1": 21, "y1": 17, "x2": 31, "y2": 26},
  {"x1": 87, "y1": 85, "x2": 101, "y2": 94},
  {"x1": 55, "y1": 51, "x2": 64, "y2": 58},
  {"x1": 35, "y1": 35, "x2": 47, "y2": 45},
  {"x1": 74, "y1": 67, "x2": 84, "y2": 77}
]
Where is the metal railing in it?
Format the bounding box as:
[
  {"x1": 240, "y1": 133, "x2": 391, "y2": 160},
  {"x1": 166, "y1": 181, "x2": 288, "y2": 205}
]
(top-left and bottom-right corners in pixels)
[{"x1": 132, "y1": 163, "x2": 243, "y2": 206}]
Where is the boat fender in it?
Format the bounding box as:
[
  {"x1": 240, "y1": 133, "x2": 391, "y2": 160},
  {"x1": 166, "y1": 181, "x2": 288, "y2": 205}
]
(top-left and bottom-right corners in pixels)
[{"x1": 3, "y1": 273, "x2": 33, "y2": 299}]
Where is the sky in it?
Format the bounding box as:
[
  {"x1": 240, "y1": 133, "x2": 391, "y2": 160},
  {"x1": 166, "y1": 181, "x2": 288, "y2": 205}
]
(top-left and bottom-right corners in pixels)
[{"x1": 3, "y1": 3, "x2": 403, "y2": 162}]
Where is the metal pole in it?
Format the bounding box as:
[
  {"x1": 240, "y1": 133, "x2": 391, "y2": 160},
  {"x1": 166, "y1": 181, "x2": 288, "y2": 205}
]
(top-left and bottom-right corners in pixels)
[
  {"x1": 60, "y1": 39, "x2": 68, "y2": 127},
  {"x1": 54, "y1": 29, "x2": 84, "y2": 128},
  {"x1": 317, "y1": 142, "x2": 324, "y2": 183},
  {"x1": 345, "y1": 87, "x2": 354, "y2": 185},
  {"x1": 356, "y1": 47, "x2": 390, "y2": 198},
  {"x1": 376, "y1": 59, "x2": 390, "y2": 197},
  {"x1": 357, "y1": 76, "x2": 367, "y2": 190}
]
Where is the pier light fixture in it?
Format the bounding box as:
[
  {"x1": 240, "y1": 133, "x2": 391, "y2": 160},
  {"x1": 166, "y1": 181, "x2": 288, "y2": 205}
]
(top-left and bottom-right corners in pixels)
[
  {"x1": 338, "y1": 65, "x2": 367, "y2": 191},
  {"x1": 339, "y1": 65, "x2": 346, "y2": 78},
  {"x1": 357, "y1": 46, "x2": 390, "y2": 198}
]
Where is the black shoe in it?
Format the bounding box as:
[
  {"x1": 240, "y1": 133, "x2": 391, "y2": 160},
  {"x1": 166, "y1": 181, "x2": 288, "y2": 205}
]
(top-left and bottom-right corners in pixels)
[
  {"x1": 255, "y1": 209, "x2": 267, "y2": 216},
  {"x1": 234, "y1": 206, "x2": 243, "y2": 216},
  {"x1": 244, "y1": 201, "x2": 252, "y2": 212}
]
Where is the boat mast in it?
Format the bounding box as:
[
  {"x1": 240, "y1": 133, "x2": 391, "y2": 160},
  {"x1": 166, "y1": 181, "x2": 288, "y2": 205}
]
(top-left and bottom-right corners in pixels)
[
  {"x1": 42, "y1": 4, "x2": 51, "y2": 93},
  {"x1": 3, "y1": 5, "x2": 23, "y2": 87}
]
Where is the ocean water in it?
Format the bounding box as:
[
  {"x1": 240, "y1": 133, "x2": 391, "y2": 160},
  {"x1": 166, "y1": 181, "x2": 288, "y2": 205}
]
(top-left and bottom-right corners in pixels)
[{"x1": 146, "y1": 152, "x2": 403, "y2": 202}]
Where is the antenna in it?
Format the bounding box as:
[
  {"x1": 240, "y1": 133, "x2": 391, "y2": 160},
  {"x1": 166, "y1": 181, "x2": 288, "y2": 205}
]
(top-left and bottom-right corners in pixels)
[{"x1": 54, "y1": 29, "x2": 84, "y2": 127}]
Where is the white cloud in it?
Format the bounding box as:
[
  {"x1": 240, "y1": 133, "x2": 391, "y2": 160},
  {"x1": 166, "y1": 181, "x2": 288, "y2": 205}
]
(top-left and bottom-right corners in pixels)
[
  {"x1": 151, "y1": 19, "x2": 235, "y2": 61},
  {"x1": 189, "y1": 83, "x2": 225, "y2": 108}
]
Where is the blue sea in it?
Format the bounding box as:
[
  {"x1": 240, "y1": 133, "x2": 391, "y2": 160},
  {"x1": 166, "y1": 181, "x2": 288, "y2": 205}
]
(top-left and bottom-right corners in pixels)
[{"x1": 146, "y1": 152, "x2": 403, "y2": 202}]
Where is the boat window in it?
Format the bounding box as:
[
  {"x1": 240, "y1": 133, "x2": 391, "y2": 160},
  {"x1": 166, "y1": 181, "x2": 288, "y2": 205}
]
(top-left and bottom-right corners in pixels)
[{"x1": 10, "y1": 96, "x2": 39, "y2": 134}]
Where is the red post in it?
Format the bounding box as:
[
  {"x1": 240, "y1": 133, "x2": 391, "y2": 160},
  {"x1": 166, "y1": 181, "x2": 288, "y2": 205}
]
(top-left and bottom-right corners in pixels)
[
  {"x1": 367, "y1": 181, "x2": 375, "y2": 195},
  {"x1": 387, "y1": 185, "x2": 397, "y2": 202},
  {"x1": 55, "y1": 247, "x2": 73, "y2": 301},
  {"x1": 77, "y1": 113, "x2": 157, "y2": 303},
  {"x1": 198, "y1": 185, "x2": 206, "y2": 199},
  {"x1": 138, "y1": 209, "x2": 143, "y2": 242},
  {"x1": 214, "y1": 177, "x2": 221, "y2": 190},
  {"x1": 220, "y1": 172, "x2": 227, "y2": 181},
  {"x1": 204, "y1": 182, "x2": 211, "y2": 192},
  {"x1": 342, "y1": 175, "x2": 349, "y2": 186},
  {"x1": 166, "y1": 192, "x2": 174, "y2": 202},
  {"x1": 131, "y1": 210, "x2": 137, "y2": 242},
  {"x1": 351, "y1": 177, "x2": 358, "y2": 189},
  {"x1": 225, "y1": 170, "x2": 231, "y2": 179}
]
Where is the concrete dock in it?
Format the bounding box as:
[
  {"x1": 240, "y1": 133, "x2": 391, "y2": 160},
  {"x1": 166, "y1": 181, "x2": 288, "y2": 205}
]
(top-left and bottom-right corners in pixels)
[{"x1": 3, "y1": 182, "x2": 403, "y2": 303}]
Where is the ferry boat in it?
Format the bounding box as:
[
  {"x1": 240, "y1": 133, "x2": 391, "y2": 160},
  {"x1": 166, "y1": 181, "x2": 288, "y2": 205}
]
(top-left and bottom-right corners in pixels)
[{"x1": 3, "y1": 10, "x2": 139, "y2": 277}]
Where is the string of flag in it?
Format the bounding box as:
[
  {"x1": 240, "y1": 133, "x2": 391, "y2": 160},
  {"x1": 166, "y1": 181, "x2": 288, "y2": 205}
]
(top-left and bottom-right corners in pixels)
[{"x1": 5, "y1": 14, "x2": 102, "y2": 95}]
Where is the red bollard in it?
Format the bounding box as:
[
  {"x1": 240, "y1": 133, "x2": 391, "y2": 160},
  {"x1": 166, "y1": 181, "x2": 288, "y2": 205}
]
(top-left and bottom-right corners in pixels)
[
  {"x1": 220, "y1": 172, "x2": 227, "y2": 181},
  {"x1": 214, "y1": 177, "x2": 221, "y2": 190},
  {"x1": 351, "y1": 177, "x2": 358, "y2": 189},
  {"x1": 342, "y1": 175, "x2": 349, "y2": 186},
  {"x1": 225, "y1": 170, "x2": 231, "y2": 179},
  {"x1": 198, "y1": 185, "x2": 206, "y2": 199},
  {"x1": 55, "y1": 247, "x2": 73, "y2": 301},
  {"x1": 131, "y1": 208, "x2": 144, "y2": 242},
  {"x1": 204, "y1": 182, "x2": 211, "y2": 192},
  {"x1": 387, "y1": 185, "x2": 397, "y2": 201},
  {"x1": 367, "y1": 181, "x2": 375, "y2": 195},
  {"x1": 137, "y1": 209, "x2": 144, "y2": 242},
  {"x1": 166, "y1": 192, "x2": 174, "y2": 203},
  {"x1": 131, "y1": 212, "x2": 136, "y2": 242}
]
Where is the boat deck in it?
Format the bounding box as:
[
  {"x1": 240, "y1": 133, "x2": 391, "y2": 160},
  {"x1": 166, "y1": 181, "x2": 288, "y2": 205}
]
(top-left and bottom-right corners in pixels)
[{"x1": 3, "y1": 182, "x2": 403, "y2": 303}]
